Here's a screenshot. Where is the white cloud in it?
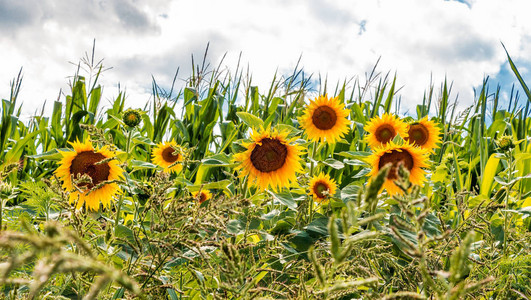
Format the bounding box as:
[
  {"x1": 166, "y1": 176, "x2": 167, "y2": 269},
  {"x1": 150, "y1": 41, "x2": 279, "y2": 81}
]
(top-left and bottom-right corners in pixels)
[{"x1": 0, "y1": 0, "x2": 530, "y2": 119}]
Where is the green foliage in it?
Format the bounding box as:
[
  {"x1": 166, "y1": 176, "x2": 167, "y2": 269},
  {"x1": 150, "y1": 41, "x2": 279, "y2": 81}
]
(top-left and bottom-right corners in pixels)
[{"x1": 0, "y1": 45, "x2": 530, "y2": 299}]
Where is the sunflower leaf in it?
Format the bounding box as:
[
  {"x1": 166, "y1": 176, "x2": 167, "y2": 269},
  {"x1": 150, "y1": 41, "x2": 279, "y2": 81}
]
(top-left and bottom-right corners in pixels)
[{"x1": 237, "y1": 112, "x2": 264, "y2": 129}]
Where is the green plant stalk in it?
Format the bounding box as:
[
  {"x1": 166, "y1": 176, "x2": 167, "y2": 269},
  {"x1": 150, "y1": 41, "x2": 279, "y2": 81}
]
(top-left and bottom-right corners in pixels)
[
  {"x1": 125, "y1": 128, "x2": 133, "y2": 160},
  {"x1": 503, "y1": 150, "x2": 514, "y2": 256},
  {"x1": 308, "y1": 141, "x2": 318, "y2": 223},
  {"x1": 114, "y1": 194, "x2": 125, "y2": 236},
  {"x1": 309, "y1": 141, "x2": 317, "y2": 177},
  {"x1": 0, "y1": 198, "x2": 3, "y2": 231}
]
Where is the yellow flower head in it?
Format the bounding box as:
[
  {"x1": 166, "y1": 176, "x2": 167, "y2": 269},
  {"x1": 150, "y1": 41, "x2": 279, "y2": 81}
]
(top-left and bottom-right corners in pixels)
[
  {"x1": 298, "y1": 95, "x2": 351, "y2": 144},
  {"x1": 309, "y1": 172, "x2": 337, "y2": 202},
  {"x1": 151, "y1": 140, "x2": 183, "y2": 173},
  {"x1": 234, "y1": 127, "x2": 304, "y2": 191},
  {"x1": 55, "y1": 139, "x2": 124, "y2": 211},
  {"x1": 364, "y1": 113, "x2": 408, "y2": 149},
  {"x1": 192, "y1": 190, "x2": 212, "y2": 204},
  {"x1": 367, "y1": 141, "x2": 430, "y2": 196},
  {"x1": 404, "y1": 117, "x2": 442, "y2": 153}
]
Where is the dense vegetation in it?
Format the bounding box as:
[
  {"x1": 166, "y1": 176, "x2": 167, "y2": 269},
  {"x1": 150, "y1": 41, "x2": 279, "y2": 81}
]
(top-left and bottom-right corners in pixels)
[{"x1": 0, "y1": 47, "x2": 530, "y2": 299}]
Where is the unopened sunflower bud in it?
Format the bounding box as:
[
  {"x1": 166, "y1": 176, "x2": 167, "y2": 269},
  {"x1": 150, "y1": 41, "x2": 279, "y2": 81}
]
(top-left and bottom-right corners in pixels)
[
  {"x1": 122, "y1": 109, "x2": 142, "y2": 128},
  {"x1": 496, "y1": 135, "x2": 515, "y2": 151}
]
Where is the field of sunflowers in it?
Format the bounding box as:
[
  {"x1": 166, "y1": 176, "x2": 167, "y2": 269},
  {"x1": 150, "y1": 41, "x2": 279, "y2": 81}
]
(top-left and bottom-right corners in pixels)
[{"x1": 0, "y1": 48, "x2": 530, "y2": 299}]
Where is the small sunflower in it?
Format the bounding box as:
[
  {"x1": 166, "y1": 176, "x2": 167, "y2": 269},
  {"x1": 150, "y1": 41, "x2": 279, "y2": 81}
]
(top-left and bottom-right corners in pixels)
[
  {"x1": 192, "y1": 190, "x2": 212, "y2": 204},
  {"x1": 56, "y1": 139, "x2": 124, "y2": 211},
  {"x1": 298, "y1": 95, "x2": 351, "y2": 144},
  {"x1": 152, "y1": 140, "x2": 183, "y2": 173},
  {"x1": 367, "y1": 141, "x2": 430, "y2": 196},
  {"x1": 404, "y1": 117, "x2": 441, "y2": 152},
  {"x1": 308, "y1": 172, "x2": 337, "y2": 202},
  {"x1": 234, "y1": 127, "x2": 304, "y2": 191},
  {"x1": 364, "y1": 113, "x2": 408, "y2": 149}
]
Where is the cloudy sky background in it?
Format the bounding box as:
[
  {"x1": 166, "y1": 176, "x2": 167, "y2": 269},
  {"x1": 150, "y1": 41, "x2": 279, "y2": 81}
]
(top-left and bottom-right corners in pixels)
[{"x1": 1, "y1": 0, "x2": 530, "y2": 118}]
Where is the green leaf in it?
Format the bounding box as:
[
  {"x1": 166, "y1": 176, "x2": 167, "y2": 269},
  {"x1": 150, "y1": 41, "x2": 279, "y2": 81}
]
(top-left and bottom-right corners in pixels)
[
  {"x1": 480, "y1": 154, "x2": 500, "y2": 196},
  {"x1": 268, "y1": 190, "x2": 301, "y2": 211},
  {"x1": 341, "y1": 183, "x2": 361, "y2": 202},
  {"x1": 28, "y1": 149, "x2": 63, "y2": 160},
  {"x1": 237, "y1": 111, "x2": 264, "y2": 129},
  {"x1": 227, "y1": 219, "x2": 244, "y2": 235},
  {"x1": 322, "y1": 158, "x2": 345, "y2": 169},
  {"x1": 131, "y1": 160, "x2": 158, "y2": 169},
  {"x1": 201, "y1": 153, "x2": 233, "y2": 166}
]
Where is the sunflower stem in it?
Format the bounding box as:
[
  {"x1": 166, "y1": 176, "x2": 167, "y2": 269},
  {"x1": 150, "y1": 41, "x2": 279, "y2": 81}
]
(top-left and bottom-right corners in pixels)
[
  {"x1": 125, "y1": 128, "x2": 133, "y2": 160},
  {"x1": 309, "y1": 141, "x2": 318, "y2": 177},
  {"x1": 503, "y1": 150, "x2": 514, "y2": 257},
  {"x1": 308, "y1": 141, "x2": 318, "y2": 224},
  {"x1": 114, "y1": 193, "x2": 125, "y2": 236}
]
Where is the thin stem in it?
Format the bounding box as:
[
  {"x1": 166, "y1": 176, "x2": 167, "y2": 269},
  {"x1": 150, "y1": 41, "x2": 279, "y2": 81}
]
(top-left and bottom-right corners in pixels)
[
  {"x1": 0, "y1": 198, "x2": 3, "y2": 231},
  {"x1": 308, "y1": 140, "x2": 318, "y2": 223},
  {"x1": 125, "y1": 128, "x2": 133, "y2": 160},
  {"x1": 503, "y1": 151, "x2": 514, "y2": 256},
  {"x1": 114, "y1": 193, "x2": 125, "y2": 236},
  {"x1": 309, "y1": 141, "x2": 318, "y2": 177}
]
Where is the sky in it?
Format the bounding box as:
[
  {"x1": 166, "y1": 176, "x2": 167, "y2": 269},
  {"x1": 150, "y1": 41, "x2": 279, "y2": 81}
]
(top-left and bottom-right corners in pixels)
[{"x1": 1, "y1": 0, "x2": 530, "y2": 119}]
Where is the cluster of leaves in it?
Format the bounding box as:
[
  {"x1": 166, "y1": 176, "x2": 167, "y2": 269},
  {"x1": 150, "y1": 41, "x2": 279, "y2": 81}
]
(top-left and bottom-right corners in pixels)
[{"x1": 0, "y1": 45, "x2": 530, "y2": 299}]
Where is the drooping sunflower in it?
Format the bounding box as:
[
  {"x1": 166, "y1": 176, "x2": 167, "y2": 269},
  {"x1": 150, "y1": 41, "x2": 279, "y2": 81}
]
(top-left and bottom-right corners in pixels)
[
  {"x1": 309, "y1": 172, "x2": 337, "y2": 202},
  {"x1": 56, "y1": 139, "x2": 124, "y2": 211},
  {"x1": 367, "y1": 141, "x2": 430, "y2": 196},
  {"x1": 364, "y1": 113, "x2": 408, "y2": 149},
  {"x1": 151, "y1": 140, "x2": 183, "y2": 173},
  {"x1": 298, "y1": 95, "x2": 351, "y2": 144},
  {"x1": 192, "y1": 190, "x2": 212, "y2": 204},
  {"x1": 234, "y1": 127, "x2": 304, "y2": 191},
  {"x1": 404, "y1": 117, "x2": 442, "y2": 153}
]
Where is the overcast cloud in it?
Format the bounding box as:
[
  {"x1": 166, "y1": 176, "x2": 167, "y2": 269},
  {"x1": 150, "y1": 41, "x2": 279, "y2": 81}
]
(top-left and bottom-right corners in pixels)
[{"x1": 1, "y1": 0, "x2": 530, "y2": 117}]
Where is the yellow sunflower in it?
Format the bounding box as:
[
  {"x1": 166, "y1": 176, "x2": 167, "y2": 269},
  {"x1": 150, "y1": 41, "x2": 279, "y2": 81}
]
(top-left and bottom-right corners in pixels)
[
  {"x1": 404, "y1": 117, "x2": 442, "y2": 153},
  {"x1": 192, "y1": 190, "x2": 212, "y2": 204},
  {"x1": 308, "y1": 172, "x2": 337, "y2": 202},
  {"x1": 234, "y1": 127, "x2": 304, "y2": 191},
  {"x1": 364, "y1": 113, "x2": 408, "y2": 149},
  {"x1": 298, "y1": 95, "x2": 351, "y2": 144},
  {"x1": 56, "y1": 139, "x2": 124, "y2": 211},
  {"x1": 151, "y1": 140, "x2": 183, "y2": 173},
  {"x1": 367, "y1": 141, "x2": 430, "y2": 196}
]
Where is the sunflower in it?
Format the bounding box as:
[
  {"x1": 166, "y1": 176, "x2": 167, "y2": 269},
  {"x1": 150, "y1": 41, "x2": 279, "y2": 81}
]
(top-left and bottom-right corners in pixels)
[
  {"x1": 298, "y1": 95, "x2": 351, "y2": 144},
  {"x1": 234, "y1": 127, "x2": 304, "y2": 191},
  {"x1": 308, "y1": 172, "x2": 337, "y2": 202},
  {"x1": 192, "y1": 190, "x2": 212, "y2": 204},
  {"x1": 364, "y1": 113, "x2": 408, "y2": 149},
  {"x1": 151, "y1": 140, "x2": 183, "y2": 173},
  {"x1": 404, "y1": 117, "x2": 441, "y2": 152},
  {"x1": 56, "y1": 139, "x2": 124, "y2": 211},
  {"x1": 367, "y1": 141, "x2": 430, "y2": 196}
]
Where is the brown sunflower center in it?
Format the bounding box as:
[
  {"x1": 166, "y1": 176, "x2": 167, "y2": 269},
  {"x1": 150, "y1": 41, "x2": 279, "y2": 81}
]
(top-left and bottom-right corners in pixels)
[
  {"x1": 406, "y1": 123, "x2": 429, "y2": 146},
  {"x1": 250, "y1": 138, "x2": 288, "y2": 173},
  {"x1": 374, "y1": 124, "x2": 396, "y2": 144},
  {"x1": 162, "y1": 146, "x2": 180, "y2": 163},
  {"x1": 378, "y1": 150, "x2": 414, "y2": 180},
  {"x1": 312, "y1": 106, "x2": 337, "y2": 130},
  {"x1": 70, "y1": 151, "x2": 110, "y2": 189},
  {"x1": 313, "y1": 181, "x2": 329, "y2": 198},
  {"x1": 199, "y1": 192, "x2": 207, "y2": 203}
]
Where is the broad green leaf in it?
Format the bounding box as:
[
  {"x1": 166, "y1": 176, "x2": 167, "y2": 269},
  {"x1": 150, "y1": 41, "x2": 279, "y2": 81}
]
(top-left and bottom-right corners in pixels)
[
  {"x1": 322, "y1": 158, "x2": 345, "y2": 169},
  {"x1": 480, "y1": 153, "x2": 500, "y2": 197},
  {"x1": 236, "y1": 111, "x2": 264, "y2": 129}
]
